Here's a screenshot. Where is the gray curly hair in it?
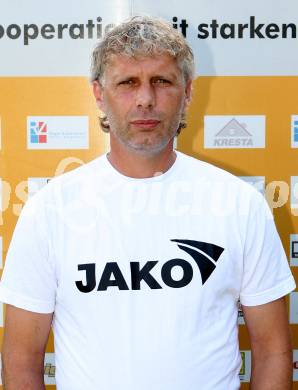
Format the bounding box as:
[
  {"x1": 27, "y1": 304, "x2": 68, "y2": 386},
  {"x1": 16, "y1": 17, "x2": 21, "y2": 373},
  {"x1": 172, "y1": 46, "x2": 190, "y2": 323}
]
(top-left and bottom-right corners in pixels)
[{"x1": 91, "y1": 15, "x2": 194, "y2": 134}]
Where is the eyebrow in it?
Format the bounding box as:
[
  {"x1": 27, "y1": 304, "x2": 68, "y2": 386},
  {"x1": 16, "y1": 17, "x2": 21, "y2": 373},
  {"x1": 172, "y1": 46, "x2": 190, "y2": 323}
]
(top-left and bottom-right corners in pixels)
[
  {"x1": 152, "y1": 73, "x2": 178, "y2": 80},
  {"x1": 114, "y1": 73, "x2": 179, "y2": 83}
]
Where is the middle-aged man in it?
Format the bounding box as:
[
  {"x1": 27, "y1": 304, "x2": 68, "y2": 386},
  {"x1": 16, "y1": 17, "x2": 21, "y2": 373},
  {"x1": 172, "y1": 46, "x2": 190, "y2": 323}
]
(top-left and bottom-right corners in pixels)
[{"x1": 0, "y1": 15, "x2": 296, "y2": 390}]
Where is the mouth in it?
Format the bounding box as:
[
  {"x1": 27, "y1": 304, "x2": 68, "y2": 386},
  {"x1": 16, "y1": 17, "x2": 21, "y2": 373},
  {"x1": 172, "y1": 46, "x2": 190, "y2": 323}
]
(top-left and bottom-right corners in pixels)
[{"x1": 130, "y1": 120, "x2": 161, "y2": 130}]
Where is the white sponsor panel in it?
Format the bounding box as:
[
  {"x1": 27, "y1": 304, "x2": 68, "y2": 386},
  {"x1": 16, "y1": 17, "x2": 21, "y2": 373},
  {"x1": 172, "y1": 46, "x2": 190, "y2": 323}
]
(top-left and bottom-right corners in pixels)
[
  {"x1": 44, "y1": 353, "x2": 56, "y2": 385},
  {"x1": 291, "y1": 176, "x2": 298, "y2": 210},
  {"x1": 237, "y1": 300, "x2": 245, "y2": 325},
  {"x1": 204, "y1": 115, "x2": 266, "y2": 149},
  {"x1": 0, "y1": 0, "x2": 130, "y2": 76},
  {"x1": 239, "y1": 350, "x2": 251, "y2": 382},
  {"x1": 290, "y1": 292, "x2": 298, "y2": 324},
  {"x1": 239, "y1": 176, "x2": 265, "y2": 194},
  {"x1": 292, "y1": 116, "x2": 298, "y2": 148},
  {"x1": 28, "y1": 177, "x2": 51, "y2": 197},
  {"x1": 27, "y1": 116, "x2": 88, "y2": 150},
  {"x1": 290, "y1": 234, "x2": 298, "y2": 266},
  {"x1": 294, "y1": 350, "x2": 298, "y2": 381}
]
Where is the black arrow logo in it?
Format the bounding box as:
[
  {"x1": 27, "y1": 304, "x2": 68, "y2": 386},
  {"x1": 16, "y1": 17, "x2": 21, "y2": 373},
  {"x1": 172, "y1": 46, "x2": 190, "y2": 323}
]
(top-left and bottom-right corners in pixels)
[{"x1": 171, "y1": 239, "x2": 224, "y2": 285}]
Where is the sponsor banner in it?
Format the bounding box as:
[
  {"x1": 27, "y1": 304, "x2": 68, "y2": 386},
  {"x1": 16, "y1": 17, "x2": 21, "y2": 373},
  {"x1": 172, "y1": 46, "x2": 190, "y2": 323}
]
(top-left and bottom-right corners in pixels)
[
  {"x1": 294, "y1": 350, "x2": 298, "y2": 381},
  {"x1": 290, "y1": 234, "x2": 298, "y2": 266},
  {"x1": 290, "y1": 292, "x2": 298, "y2": 324},
  {"x1": 204, "y1": 115, "x2": 266, "y2": 149},
  {"x1": 27, "y1": 116, "x2": 89, "y2": 150},
  {"x1": 28, "y1": 177, "x2": 51, "y2": 198},
  {"x1": 239, "y1": 176, "x2": 265, "y2": 194},
  {"x1": 239, "y1": 350, "x2": 251, "y2": 382},
  {"x1": 292, "y1": 116, "x2": 298, "y2": 148},
  {"x1": 237, "y1": 300, "x2": 245, "y2": 325},
  {"x1": 44, "y1": 353, "x2": 56, "y2": 385},
  {"x1": 133, "y1": 0, "x2": 298, "y2": 76},
  {"x1": 291, "y1": 176, "x2": 298, "y2": 211},
  {"x1": 0, "y1": 0, "x2": 130, "y2": 76},
  {"x1": 1, "y1": 1, "x2": 298, "y2": 76}
]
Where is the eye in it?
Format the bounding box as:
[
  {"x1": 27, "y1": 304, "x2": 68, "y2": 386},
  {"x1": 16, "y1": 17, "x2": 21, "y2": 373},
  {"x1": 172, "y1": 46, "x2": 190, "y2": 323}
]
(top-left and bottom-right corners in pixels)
[
  {"x1": 153, "y1": 78, "x2": 170, "y2": 85},
  {"x1": 118, "y1": 79, "x2": 135, "y2": 86}
]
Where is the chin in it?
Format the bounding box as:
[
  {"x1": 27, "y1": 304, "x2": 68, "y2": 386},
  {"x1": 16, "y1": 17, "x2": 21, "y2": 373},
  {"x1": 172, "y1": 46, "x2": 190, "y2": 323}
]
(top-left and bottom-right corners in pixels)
[{"x1": 127, "y1": 138, "x2": 173, "y2": 156}]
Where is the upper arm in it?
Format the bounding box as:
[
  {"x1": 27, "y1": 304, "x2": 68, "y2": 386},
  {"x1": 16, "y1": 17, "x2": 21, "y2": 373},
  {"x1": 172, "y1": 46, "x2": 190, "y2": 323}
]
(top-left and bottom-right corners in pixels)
[
  {"x1": 2, "y1": 304, "x2": 53, "y2": 364},
  {"x1": 242, "y1": 297, "x2": 292, "y2": 355}
]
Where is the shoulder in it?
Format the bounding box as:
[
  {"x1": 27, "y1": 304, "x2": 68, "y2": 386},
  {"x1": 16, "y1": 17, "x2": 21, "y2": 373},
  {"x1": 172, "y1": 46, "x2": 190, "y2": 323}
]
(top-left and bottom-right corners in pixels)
[
  {"x1": 176, "y1": 151, "x2": 267, "y2": 214},
  {"x1": 177, "y1": 151, "x2": 257, "y2": 189},
  {"x1": 48, "y1": 155, "x2": 106, "y2": 189},
  {"x1": 23, "y1": 155, "x2": 107, "y2": 213}
]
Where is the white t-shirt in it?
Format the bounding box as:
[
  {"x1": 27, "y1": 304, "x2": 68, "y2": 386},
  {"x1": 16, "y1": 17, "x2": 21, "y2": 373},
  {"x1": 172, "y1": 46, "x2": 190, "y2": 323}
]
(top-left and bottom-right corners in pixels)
[{"x1": 0, "y1": 151, "x2": 295, "y2": 390}]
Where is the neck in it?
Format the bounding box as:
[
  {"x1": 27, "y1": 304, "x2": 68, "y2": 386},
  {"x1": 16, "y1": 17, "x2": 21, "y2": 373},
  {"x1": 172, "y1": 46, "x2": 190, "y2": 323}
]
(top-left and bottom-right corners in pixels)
[{"x1": 107, "y1": 139, "x2": 177, "y2": 179}]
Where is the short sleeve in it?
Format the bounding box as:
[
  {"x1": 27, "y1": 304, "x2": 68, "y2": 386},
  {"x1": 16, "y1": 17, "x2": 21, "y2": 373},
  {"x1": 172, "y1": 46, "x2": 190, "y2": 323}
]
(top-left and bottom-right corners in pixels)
[
  {"x1": 240, "y1": 193, "x2": 296, "y2": 306},
  {"x1": 0, "y1": 192, "x2": 56, "y2": 313}
]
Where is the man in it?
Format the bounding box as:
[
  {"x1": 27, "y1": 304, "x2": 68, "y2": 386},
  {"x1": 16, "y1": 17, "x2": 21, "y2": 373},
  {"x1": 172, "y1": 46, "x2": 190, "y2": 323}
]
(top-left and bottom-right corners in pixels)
[{"x1": 0, "y1": 16, "x2": 296, "y2": 390}]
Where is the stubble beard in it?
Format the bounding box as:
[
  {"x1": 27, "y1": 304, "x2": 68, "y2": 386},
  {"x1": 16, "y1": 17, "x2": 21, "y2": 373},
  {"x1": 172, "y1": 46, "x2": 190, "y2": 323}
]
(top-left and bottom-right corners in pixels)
[{"x1": 107, "y1": 108, "x2": 184, "y2": 156}]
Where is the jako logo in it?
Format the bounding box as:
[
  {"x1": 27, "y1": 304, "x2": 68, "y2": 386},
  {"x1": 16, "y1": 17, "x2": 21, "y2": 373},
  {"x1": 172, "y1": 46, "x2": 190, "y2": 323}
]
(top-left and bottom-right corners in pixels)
[
  {"x1": 75, "y1": 239, "x2": 224, "y2": 292},
  {"x1": 30, "y1": 121, "x2": 47, "y2": 144}
]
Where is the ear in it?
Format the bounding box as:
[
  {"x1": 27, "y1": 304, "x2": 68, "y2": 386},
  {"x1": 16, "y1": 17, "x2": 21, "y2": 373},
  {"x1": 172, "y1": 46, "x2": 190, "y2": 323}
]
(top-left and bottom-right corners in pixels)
[
  {"x1": 92, "y1": 80, "x2": 105, "y2": 111},
  {"x1": 184, "y1": 79, "x2": 192, "y2": 108}
]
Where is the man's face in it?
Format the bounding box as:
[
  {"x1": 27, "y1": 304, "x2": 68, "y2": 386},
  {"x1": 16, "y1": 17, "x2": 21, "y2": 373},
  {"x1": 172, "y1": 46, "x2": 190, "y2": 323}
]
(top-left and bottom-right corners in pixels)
[{"x1": 93, "y1": 53, "x2": 192, "y2": 155}]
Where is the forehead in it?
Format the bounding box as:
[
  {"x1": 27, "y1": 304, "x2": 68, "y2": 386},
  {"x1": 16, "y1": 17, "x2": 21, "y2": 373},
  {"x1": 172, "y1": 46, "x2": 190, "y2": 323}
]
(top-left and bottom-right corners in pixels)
[{"x1": 104, "y1": 53, "x2": 182, "y2": 79}]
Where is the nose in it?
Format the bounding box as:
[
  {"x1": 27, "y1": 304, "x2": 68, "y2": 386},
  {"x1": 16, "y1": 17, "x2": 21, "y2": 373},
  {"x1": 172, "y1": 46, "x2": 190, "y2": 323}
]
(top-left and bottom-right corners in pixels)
[{"x1": 135, "y1": 83, "x2": 155, "y2": 109}]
